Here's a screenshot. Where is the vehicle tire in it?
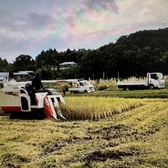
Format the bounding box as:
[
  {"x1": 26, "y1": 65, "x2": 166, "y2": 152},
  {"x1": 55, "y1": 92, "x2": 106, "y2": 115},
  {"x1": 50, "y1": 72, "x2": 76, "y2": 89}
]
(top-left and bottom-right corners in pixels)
[
  {"x1": 149, "y1": 85, "x2": 154, "y2": 89},
  {"x1": 84, "y1": 90, "x2": 88, "y2": 93},
  {"x1": 125, "y1": 86, "x2": 130, "y2": 91}
]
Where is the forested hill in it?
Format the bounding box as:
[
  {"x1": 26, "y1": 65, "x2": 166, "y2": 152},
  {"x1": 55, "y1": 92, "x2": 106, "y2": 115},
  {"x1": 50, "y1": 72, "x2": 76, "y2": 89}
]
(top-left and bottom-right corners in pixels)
[
  {"x1": 1, "y1": 27, "x2": 168, "y2": 79},
  {"x1": 97, "y1": 27, "x2": 168, "y2": 78}
]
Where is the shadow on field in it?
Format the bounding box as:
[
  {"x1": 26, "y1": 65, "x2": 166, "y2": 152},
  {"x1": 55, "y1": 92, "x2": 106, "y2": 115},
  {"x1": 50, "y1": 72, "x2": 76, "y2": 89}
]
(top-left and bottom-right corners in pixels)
[
  {"x1": 9, "y1": 112, "x2": 45, "y2": 120},
  {"x1": 85, "y1": 150, "x2": 133, "y2": 162}
]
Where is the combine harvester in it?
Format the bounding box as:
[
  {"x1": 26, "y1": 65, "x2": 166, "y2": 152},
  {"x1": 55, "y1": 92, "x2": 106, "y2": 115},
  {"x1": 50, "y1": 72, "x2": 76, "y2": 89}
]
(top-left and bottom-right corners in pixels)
[{"x1": 0, "y1": 71, "x2": 66, "y2": 120}]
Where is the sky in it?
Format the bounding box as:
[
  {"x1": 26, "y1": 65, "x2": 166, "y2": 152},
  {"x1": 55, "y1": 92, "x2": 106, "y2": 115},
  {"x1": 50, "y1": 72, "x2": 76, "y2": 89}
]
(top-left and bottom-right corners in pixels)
[{"x1": 0, "y1": 0, "x2": 168, "y2": 63}]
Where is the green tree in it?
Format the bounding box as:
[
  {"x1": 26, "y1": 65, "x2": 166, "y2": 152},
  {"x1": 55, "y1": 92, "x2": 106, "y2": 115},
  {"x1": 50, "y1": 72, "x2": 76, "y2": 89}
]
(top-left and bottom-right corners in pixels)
[
  {"x1": 0, "y1": 58, "x2": 9, "y2": 71},
  {"x1": 12, "y1": 55, "x2": 35, "y2": 71}
]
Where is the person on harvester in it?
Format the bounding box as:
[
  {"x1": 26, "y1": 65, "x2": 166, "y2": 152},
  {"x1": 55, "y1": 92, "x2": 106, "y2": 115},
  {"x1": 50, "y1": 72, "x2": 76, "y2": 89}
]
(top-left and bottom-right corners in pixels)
[
  {"x1": 31, "y1": 73, "x2": 44, "y2": 104},
  {"x1": 32, "y1": 73, "x2": 44, "y2": 90}
]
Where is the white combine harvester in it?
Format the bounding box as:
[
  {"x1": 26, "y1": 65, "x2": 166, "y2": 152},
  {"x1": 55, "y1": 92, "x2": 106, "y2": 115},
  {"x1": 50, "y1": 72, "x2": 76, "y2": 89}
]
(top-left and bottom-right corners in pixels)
[{"x1": 0, "y1": 71, "x2": 66, "y2": 120}]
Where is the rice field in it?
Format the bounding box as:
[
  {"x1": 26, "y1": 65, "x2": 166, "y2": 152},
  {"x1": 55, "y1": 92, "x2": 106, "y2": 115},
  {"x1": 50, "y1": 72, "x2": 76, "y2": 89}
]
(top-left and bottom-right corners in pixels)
[
  {"x1": 0, "y1": 90, "x2": 168, "y2": 167},
  {"x1": 67, "y1": 89, "x2": 168, "y2": 98},
  {"x1": 61, "y1": 97, "x2": 143, "y2": 120}
]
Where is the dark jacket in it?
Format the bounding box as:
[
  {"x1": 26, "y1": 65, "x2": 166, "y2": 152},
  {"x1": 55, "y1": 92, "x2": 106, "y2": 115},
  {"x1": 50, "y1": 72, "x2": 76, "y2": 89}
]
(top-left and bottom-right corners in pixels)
[{"x1": 32, "y1": 74, "x2": 43, "y2": 90}]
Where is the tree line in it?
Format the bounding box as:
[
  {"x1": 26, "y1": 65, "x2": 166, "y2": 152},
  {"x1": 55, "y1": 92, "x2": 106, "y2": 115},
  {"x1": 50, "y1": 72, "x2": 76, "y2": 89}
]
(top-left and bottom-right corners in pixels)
[{"x1": 1, "y1": 27, "x2": 168, "y2": 80}]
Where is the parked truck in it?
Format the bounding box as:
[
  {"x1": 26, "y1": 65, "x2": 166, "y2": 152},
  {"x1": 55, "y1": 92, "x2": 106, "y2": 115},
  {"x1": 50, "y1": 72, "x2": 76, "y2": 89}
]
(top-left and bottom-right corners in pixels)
[
  {"x1": 117, "y1": 72, "x2": 165, "y2": 90},
  {"x1": 68, "y1": 79, "x2": 95, "y2": 93}
]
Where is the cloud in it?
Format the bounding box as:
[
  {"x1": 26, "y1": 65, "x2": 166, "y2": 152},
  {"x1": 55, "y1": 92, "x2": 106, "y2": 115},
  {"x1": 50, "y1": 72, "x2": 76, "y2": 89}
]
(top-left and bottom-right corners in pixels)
[
  {"x1": 82, "y1": 0, "x2": 119, "y2": 13},
  {"x1": 0, "y1": 9, "x2": 58, "y2": 60},
  {"x1": 27, "y1": 13, "x2": 55, "y2": 30},
  {"x1": 138, "y1": 0, "x2": 168, "y2": 25},
  {"x1": 60, "y1": 0, "x2": 120, "y2": 38},
  {"x1": 0, "y1": 0, "x2": 168, "y2": 63}
]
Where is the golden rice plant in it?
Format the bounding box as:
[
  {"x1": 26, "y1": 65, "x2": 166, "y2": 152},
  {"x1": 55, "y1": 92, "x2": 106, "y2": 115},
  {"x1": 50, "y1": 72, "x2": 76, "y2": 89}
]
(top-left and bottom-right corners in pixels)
[{"x1": 61, "y1": 97, "x2": 143, "y2": 120}]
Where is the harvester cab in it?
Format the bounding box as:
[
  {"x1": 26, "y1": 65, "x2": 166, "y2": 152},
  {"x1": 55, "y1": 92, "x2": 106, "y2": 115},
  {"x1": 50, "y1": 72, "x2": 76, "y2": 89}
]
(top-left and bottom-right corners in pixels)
[{"x1": 0, "y1": 71, "x2": 66, "y2": 120}]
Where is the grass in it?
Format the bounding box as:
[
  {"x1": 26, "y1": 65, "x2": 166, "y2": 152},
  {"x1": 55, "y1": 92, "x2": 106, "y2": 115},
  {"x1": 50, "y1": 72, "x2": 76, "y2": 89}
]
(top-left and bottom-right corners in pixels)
[
  {"x1": 67, "y1": 89, "x2": 168, "y2": 98},
  {"x1": 0, "y1": 95, "x2": 168, "y2": 167}
]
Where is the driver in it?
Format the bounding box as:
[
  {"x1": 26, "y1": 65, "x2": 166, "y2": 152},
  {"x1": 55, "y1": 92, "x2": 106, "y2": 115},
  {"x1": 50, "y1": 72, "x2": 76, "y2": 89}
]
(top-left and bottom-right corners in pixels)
[{"x1": 32, "y1": 73, "x2": 44, "y2": 90}]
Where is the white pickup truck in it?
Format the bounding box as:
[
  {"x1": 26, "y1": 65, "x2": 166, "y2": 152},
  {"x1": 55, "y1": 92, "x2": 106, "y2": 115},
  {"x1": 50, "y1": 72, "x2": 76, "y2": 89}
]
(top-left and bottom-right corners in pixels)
[
  {"x1": 69, "y1": 79, "x2": 95, "y2": 93},
  {"x1": 117, "y1": 72, "x2": 165, "y2": 90}
]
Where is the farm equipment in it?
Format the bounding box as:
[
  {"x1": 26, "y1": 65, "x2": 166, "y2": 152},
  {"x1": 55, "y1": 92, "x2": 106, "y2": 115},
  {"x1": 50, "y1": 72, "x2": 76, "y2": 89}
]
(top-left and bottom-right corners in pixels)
[
  {"x1": 0, "y1": 71, "x2": 66, "y2": 120},
  {"x1": 0, "y1": 86, "x2": 66, "y2": 119},
  {"x1": 0, "y1": 70, "x2": 95, "y2": 119}
]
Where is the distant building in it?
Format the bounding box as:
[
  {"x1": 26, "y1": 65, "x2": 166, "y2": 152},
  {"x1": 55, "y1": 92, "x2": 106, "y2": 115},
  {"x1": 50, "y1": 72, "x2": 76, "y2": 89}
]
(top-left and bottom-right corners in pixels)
[{"x1": 59, "y1": 61, "x2": 77, "y2": 70}]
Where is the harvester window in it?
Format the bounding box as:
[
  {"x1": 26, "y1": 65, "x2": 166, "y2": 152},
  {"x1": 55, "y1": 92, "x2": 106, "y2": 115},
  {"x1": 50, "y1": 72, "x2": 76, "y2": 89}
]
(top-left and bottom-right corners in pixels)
[
  {"x1": 22, "y1": 75, "x2": 29, "y2": 81},
  {"x1": 79, "y1": 82, "x2": 84, "y2": 86},
  {"x1": 15, "y1": 75, "x2": 21, "y2": 82}
]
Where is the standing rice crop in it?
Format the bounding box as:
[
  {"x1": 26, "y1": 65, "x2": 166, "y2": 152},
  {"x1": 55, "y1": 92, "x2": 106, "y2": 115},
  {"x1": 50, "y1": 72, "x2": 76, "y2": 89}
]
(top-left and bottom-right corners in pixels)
[{"x1": 61, "y1": 97, "x2": 143, "y2": 120}]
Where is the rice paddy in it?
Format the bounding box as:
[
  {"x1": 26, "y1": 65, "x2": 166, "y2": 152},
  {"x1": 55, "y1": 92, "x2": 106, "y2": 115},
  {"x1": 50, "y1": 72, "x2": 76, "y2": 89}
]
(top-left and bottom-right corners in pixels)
[
  {"x1": 61, "y1": 97, "x2": 143, "y2": 120},
  {"x1": 0, "y1": 89, "x2": 168, "y2": 167}
]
